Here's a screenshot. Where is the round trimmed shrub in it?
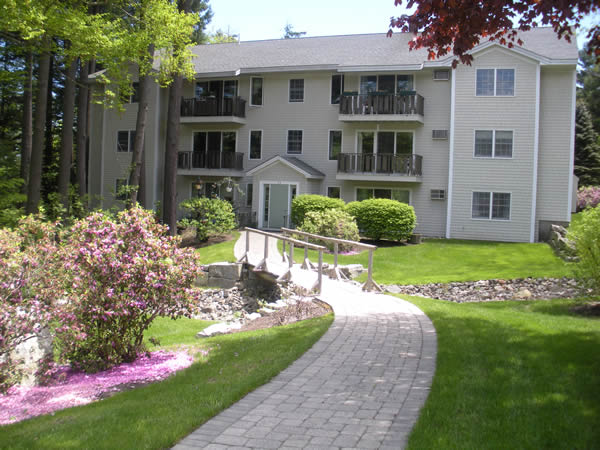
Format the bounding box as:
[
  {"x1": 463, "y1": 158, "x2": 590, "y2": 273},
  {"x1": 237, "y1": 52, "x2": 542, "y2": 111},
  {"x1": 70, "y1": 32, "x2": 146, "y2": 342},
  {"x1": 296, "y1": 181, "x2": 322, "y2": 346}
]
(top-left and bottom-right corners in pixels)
[
  {"x1": 298, "y1": 209, "x2": 359, "y2": 252},
  {"x1": 291, "y1": 194, "x2": 345, "y2": 228},
  {"x1": 346, "y1": 198, "x2": 416, "y2": 241},
  {"x1": 178, "y1": 197, "x2": 237, "y2": 241}
]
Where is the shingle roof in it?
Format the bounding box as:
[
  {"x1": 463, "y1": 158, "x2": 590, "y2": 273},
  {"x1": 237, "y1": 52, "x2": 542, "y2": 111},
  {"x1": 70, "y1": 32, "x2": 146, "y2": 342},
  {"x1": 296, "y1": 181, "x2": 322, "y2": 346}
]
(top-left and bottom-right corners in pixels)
[
  {"x1": 190, "y1": 28, "x2": 578, "y2": 75},
  {"x1": 246, "y1": 155, "x2": 325, "y2": 179}
]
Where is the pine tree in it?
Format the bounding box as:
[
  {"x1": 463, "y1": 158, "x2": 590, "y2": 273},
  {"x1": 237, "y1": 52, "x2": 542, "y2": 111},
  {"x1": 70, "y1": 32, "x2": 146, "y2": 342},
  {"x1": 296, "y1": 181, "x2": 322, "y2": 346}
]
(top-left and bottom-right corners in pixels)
[{"x1": 575, "y1": 102, "x2": 600, "y2": 186}]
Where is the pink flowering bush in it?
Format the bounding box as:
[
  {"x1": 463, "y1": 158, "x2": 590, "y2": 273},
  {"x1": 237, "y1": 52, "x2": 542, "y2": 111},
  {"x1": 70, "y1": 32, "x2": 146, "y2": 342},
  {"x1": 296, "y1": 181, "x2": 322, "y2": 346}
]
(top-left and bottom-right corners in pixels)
[
  {"x1": 0, "y1": 217, "x2": 59, "y2": 392},
  {"x1": 577, "y1": 186, "x2": 600, "y2": 210},
  {"x1": 54, "y1": 207, "x2": 201, "y2": 373}
]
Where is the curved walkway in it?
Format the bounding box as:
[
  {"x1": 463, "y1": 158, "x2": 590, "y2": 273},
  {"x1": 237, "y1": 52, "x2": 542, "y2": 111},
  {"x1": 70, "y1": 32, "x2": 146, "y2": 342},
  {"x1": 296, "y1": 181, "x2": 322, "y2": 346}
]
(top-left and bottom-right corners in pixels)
[{"x1": 174, "y1": 234, "x2": 437, "y2": 449}]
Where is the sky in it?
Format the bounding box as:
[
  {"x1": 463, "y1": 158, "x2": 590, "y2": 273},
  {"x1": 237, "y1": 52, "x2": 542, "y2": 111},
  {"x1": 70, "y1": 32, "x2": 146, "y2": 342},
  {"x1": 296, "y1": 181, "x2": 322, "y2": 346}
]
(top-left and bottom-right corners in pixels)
[{"x1": 208, "y1": 0, "x2": 596, "y2": 49}]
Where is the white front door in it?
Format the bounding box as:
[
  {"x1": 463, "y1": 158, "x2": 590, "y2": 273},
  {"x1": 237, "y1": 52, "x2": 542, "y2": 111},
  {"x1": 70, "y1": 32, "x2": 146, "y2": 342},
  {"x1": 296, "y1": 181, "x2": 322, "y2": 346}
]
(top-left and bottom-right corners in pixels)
[{"x1": 260, "y1": 183, "x2": 297, "y2": 229}]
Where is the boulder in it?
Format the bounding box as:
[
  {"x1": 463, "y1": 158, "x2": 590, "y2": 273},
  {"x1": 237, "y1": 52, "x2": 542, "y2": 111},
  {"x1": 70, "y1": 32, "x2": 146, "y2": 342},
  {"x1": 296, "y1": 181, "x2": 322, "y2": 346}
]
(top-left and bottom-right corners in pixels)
[
  {"x1": 339, "y1": 264, "x2": 365, "y2": 278},
  {"x1": 10, "y1": 328, "x2": 53, "y2": 386}
]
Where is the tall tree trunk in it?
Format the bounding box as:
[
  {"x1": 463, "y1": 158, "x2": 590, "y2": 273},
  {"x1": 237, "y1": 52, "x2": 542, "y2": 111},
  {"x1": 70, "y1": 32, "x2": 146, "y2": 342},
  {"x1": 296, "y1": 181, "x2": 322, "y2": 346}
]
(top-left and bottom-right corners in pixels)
[
  {"x1": 76, "y1": 59, "x2": 90, "y2": 198},
  {"x1": 162, "y1": 74, "x2": 182, "y2": 234},
  {"x1": 21, "y1": 51, "x2": 33, "y2": 194},
  {"x1": 42, "y1": 52, "x2": 55, "y2": 202},
  {"x1": 58, "y1": 54, "x2": 78, "y2": 210},
  {"x1": 26, "y1": 41, "x2": 51, "y2": 214},
  {"x1": 128, "y1": 44, "x2": 154, "y2": 207},
  {"x1": 138, "y1": 147, "x2": 146, "y2": 208}
]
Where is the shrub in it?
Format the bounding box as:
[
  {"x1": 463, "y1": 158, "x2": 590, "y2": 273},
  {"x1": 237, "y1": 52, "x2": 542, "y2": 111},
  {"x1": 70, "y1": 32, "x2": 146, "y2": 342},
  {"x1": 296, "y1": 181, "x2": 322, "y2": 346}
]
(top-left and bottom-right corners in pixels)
[
  {"x1": 346, "y1": 198, "x2": 416, "y2": 241},
  {"x1": 54, "y1": 207, "x2": 201, "y2": 373},
  {"x1": 291, "y1": 195, "x2": 345, "y2": 228},
  {"x1": 178, "y1": 197, "x2": 237, "y2": 241},
  {"x1": 0, "y1": 217, "x2": 58, "y2": 392},
  {"x1": 577, "y1": 186, "x2": 600, "y2": 210},
  {"x1": 298, "y1": 210, "x2": 359, "y2": 252},
  {"x1": 568, "y1": 205, "x2": 600, "y2": 294}
]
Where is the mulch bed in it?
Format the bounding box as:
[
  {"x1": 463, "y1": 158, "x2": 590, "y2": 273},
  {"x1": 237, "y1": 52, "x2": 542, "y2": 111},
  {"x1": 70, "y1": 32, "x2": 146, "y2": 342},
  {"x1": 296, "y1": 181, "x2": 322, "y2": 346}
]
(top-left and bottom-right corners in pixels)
[{"x1": 236, "y1": 300, "x2": 332, "y2": 333}]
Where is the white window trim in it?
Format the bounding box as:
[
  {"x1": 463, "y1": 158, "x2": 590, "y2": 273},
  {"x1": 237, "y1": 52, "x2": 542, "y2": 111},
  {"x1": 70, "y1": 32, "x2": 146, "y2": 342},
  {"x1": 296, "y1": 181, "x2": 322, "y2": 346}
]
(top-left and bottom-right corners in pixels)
[
  {"x1": 330, "y1": 74, "x2": 344, "y2": 105},
  {"x1": 286, "y1": 129, "x2": 304, "y2": 155},
  {"x1": 328, "y1": 129, "x2": 343, "y2": 161},
  {"x1": 248, "y1": 129, "x2": 263, "y2": 160},
  {"x1": 470, "y1": 191, "x2": 512, "y2": 221},
  {"x1": 475, "y1": 67, "x2": 516, "y2": 97},
  {"x1": 354, "y1": 186, "x2": 412, "y2": 204},
  {"x1": 116, "y1": 130, "x2": 134, "y2": 153},
  {"x1": 326, "y1": 185, "x2": 342, "y2": 199},
  {"x1": 288, "y1": 78, "x2": 305, "y2": 104},
  {"x1": 191, "y1": 130, "x2": 238, "y2": 153},
  {"x1": 355, "y1": 130, "x2": 415, "y2": 155},
  {"x1": 356, "y1": 73, "x2": 417, "y2": 94},
  {"x1": 249, "y1": 76, "x2": 264, "y2": 107},
  {"x1": 472, "y1": 129, "x2": 515, "y2": 159}
]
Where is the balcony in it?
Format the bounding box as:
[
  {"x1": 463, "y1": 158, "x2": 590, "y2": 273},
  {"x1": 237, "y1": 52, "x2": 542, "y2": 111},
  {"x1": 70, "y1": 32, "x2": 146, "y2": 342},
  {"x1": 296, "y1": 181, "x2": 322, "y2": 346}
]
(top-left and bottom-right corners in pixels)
[
  {"x1": 336, "y1": 153, "x2": 423, "y2": 182},
  {"x1": 339, "y1": 92, "x2": 424, "y2": 123},
  {"x1": 177, "y1": 151, "x2": 245, "y2": 177},
  {"x1": 180, "y1": 96, "x2": 246, "y2": 124}
]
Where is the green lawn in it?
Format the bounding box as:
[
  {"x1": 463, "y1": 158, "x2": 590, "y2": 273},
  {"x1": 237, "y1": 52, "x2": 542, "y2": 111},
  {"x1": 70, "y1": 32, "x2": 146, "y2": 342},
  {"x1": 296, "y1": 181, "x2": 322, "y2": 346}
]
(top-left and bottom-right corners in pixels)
[
  {"x1": 281, "y1": 238, "x2": 573, "y2": 285},
  {"x1": 0, "y1": 314, "x2": 333, "y2": 449},
  {"x1": 195, "y1": 231, "x2": 239, "y2": 264},
  {"x1": 403, "y1": 295, "x2": 600, "y2": 449}
]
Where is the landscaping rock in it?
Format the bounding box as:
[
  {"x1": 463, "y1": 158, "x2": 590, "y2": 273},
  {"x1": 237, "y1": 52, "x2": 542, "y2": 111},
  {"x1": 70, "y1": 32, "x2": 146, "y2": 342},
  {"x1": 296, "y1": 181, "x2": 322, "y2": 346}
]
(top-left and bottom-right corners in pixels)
[
  {"x1": 339, "y1": 264, "x2": 365, "y2": 278},
  {"x1": 196, "y1": 322, "x2": 243, "y2": 338},
  {"x1": 385, "y1": 277, "x2": 588, "y2": 303},
  {"x1": 549, "y1": 225, "x2": 578, "y2": 262},
  {"x1": 10, "y1": 328, "x2": 53, "y2": 386}
]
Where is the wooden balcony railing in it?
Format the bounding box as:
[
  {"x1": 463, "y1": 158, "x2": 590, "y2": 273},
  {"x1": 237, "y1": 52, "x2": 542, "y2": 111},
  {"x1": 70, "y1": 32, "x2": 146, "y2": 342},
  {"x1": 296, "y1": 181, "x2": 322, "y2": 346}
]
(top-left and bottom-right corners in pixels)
[
  {"x1": 177, "y1": 151, "x2": 244, "y2": 171},
  {"x1": 180, "y1": 96, "x2": 246, "y2": 118},
  {"x1": 339, "y1": 92, "x2": 424, "y2": 116},
  {"x1": 337, "y1": 153, "x2": 423, "y2": 176}
]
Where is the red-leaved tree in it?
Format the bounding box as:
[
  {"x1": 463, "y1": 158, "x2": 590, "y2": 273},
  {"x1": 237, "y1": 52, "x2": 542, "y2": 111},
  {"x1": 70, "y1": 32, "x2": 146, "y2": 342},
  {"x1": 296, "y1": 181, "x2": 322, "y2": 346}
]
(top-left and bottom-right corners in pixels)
[{"x1": 389, "y1": 0, "x2": 600, "y2": 66}]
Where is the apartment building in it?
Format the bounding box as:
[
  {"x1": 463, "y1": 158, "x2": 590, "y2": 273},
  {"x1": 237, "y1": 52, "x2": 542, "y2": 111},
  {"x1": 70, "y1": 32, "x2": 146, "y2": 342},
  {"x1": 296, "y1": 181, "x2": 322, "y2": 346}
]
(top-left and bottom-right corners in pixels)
[{"x1": 88, "y1": 28, "x2": 578, "y2": 242}]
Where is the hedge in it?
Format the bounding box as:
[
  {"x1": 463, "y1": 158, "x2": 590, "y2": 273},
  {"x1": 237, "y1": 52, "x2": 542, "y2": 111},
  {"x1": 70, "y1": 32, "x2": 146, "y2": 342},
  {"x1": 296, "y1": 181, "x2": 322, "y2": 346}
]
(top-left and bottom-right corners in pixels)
[
  {"x1": 346, "y1": 198, "x2": 416, "y2": 241},
  {"x1": 291, "y1": 194, "x2": 345, "y2": 227}
]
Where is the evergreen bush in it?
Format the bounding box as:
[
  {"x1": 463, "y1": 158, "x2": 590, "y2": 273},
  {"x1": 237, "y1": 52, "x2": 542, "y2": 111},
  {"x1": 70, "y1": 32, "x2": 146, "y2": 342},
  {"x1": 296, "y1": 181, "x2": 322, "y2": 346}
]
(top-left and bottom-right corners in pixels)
[{"x1": 568, "y1": 205, "x2": 600, "y2": 294}]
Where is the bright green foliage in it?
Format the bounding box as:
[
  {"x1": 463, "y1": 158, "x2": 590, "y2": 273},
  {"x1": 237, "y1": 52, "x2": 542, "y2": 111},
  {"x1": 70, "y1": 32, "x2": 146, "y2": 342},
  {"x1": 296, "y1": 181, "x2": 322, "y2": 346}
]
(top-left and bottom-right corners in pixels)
[
  {"x1": 179, "y1": 197, "x2": 237, "y2": 241},
  {"x1": 346, "y1": 198, "x2": 416, "y2": 241},
  {"x1": 0, "y1": 167, "x2": 25, "y2": 229},
  {"x1": 291, "y1": 194, "x2": 345, "y2": 227},
  {"x1": 298, "y1": 209, "x2": 359, "y2": 252},
  {"x1": 208, "y1": 29, "x2": 238, "y2": 43},
  {"x1": 568, "y1": 205, "x2": 600, "y2": 293}
]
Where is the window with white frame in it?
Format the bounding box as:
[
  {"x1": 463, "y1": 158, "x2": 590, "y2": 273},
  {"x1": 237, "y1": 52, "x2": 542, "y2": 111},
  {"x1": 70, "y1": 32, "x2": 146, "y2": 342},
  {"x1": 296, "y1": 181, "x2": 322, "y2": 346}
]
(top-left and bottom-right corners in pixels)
[
  {"x1": 476, "y1": 68, "x2": 514, "y2": 96},
  {"x1": 331, "y1": 74, "x2": 344, "y2": 104},
  {"x1": 356, "y1": 188, "x2": 410, "y2": 203},
  {"x1": 289, "y1": 79, "x2": 304, "y2": 102},
  {"x1": 327, "y1": 186, "x2": 341, "y2": 198},
  {"x1": 472, "y1": 192, "x2": 511, "y2": 220},
  {"x1": 287, "y1": 130, "x2": 303, "y2": 154},
  {"x1": 250, "y1": 77, "x2": 263, "y2": 106},
  {"x1": 117, "y1": 130, "x2": 135, "y2": 152},
  {"x1": 329, "y1": 130, "x2": 342, "y2": 160},
  {"x1": 358, "y1": 131, "x2": 413, "y2": 155},
  {"x1": 249, "y1": 130, "x2": 262, "y2": 159},
  {"x1": 359, "y1": 74, "x2": 414, "y2": 95},
  {"x1": 474, "y1": 130, "x2": 513, "y2": 158}
]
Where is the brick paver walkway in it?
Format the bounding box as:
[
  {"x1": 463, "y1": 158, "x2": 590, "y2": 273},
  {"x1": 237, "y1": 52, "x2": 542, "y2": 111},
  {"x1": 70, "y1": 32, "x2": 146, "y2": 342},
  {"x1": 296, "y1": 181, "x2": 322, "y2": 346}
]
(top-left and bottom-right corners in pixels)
[{"x1": 174, "y1": 233, "x2": 437, "y2": 449}]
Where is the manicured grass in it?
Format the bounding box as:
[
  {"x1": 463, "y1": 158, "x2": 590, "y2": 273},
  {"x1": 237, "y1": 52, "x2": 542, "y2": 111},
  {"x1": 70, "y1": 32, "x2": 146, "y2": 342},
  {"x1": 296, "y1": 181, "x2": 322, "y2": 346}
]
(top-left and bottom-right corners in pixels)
[
  {"x1": 143, "y1": 316, "x2": 213, "y2": 348},
  {"x1": 0, "y1": 314, "x2": 333, "y2": 449},
  {"x1": 402, "y1": 295, "x2": 600, "y2": 449},
  {"x1": 196, "y1": 231, "x2": 239, "y2": 264},
  {"x1": 281, "y1": 238, "x2": 573, "y2": 285}
]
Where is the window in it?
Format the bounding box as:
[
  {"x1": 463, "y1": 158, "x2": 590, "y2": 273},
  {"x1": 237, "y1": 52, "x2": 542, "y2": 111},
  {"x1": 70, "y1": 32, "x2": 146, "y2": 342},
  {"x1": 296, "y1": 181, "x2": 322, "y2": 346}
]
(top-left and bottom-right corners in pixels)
[
  {"x1": 327, "y1": 186, "x2": 341, "y2": 199},
  {"x1": 329, "y1": 130, "x2": 342, "y2": 161},
  {"x1": 250, "y1": 77, "x2": 263, "y2": 106},
  {"x1": 117, "y1": 130, "x2": 135, "y2": 152},
  {"x1": 358, "y1": 132, "x2": 374, "y2": 154},
  {"x1": 115, "y1": 179, "x2": 128, "y2": 201},
  {"x1": 193, "y1": 131, "x2": 236, "y2": 153},
  {"x1": 431, "y1": 189, "x2": 445, "y2": 200},
  {"x1": 472, "y1": 192, "x2": 511, "y2": 220},
  {"x1": 357, "y1": 188, "x2": 410, "y2": 203},
  {"x1": 287, "y1": 130, "x2": 303, "y2": 154},
  {"x1": 289, "y1": 79, "x2": 304, "y2": 102},
  {"x1": 249, "y1": 130, "x2": 262, "y2": 159},
  {"x1": 331, "y1": 74, "x2": 344, "y2": 104},
  {"x1": 476, "y1": 68, "x2": 514, "y2": 96},
  {"x1": 223, "y1": 80, "x2": 238, "y2": 98},
  {"x1": 246, "y1": 183, "x2": 253, "y2": 206},
  {"x1": 359, "y1": 74, "x2": 414, "y2": 95},
  {"x1": 358, "y1": 131, "x2": 412, "y2": 155},
  {"x1": 433, "y1": 70, "x2": 450, "y2": 81},
  {"x1": 474, "y1": 130, "x2": 513, "y2": 158}
]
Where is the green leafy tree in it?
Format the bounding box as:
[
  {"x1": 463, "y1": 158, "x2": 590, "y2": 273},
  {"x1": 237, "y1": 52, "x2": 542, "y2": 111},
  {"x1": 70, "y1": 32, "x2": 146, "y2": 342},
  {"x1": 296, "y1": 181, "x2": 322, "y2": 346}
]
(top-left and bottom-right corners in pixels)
[
  {"x1": 208, "y1": 29, "x2": 239, "y2": 43},
  {"x1": 575, "y1": 102, "x2": 600, "y2": 186},
  {"x1": 283, "y1": 23, "x2": 306, "y2": 39}
]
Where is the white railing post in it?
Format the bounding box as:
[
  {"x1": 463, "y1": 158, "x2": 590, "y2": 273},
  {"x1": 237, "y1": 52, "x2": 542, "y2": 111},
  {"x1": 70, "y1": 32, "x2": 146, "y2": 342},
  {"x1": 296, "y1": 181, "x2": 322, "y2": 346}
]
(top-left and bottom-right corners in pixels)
[{"x1": 362, "y1": 248, "x2": 383, "y2": 292}]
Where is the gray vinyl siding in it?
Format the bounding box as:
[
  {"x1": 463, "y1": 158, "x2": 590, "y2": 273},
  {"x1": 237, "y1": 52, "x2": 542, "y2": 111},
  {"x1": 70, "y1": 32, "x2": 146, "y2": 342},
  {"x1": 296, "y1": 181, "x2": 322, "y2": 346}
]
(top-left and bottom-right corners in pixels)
[
  {"x1": 449, "y1": 48, "x2": 537, "y2": 242},
  {"x1": 537, "y1": 67, "x2": 573, "y2": 224}
]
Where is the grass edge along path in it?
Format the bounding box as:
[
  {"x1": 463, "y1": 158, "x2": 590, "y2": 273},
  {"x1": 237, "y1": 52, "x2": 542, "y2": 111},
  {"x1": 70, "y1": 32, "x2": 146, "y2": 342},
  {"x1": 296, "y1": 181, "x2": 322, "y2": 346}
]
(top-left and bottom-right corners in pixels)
[
  {"x1": 280, "y1": 238, "x2": 572, "y2": 285},
  {"x1": 195, "y1": 231, "x2": 239, "y2": 264},
  {"x1": 402, "y1": 295, "x2": 600, "y2": 449},
  {"x1": 0, "y1": 314, "x2": 333, "y2": 449}
]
